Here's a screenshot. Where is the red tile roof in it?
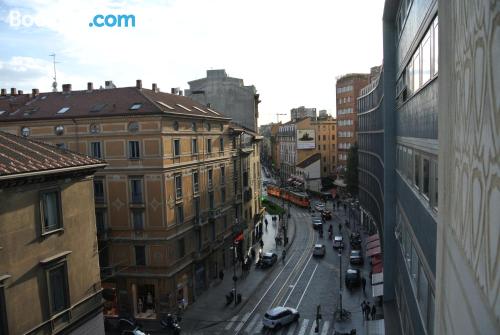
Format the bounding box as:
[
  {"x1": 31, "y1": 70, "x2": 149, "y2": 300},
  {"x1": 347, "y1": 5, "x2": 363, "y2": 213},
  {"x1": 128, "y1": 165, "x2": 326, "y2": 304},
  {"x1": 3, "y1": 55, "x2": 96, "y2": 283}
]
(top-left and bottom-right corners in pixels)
[
  {"x1": 0, "y1": 131, "x2": 105, "y2": 178},
  {"x1": 0, "y1": 86, "x2": 229, "y2": 121}
]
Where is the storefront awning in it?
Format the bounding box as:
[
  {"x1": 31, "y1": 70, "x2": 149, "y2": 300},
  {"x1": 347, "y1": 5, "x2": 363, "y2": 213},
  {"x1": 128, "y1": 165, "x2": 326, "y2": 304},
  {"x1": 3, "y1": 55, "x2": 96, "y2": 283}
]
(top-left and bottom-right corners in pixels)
[
  {"x1": 372, "y1": 283, "x2": 383, "y2": 297},
  {"x1": 367, "y1": 233, "x2": 380, "y2": 243},
  {"x1": 367, "y1": 240, "x2": 380, "y2": 250},
  {"x1": 367, "y1": 246, "x2": 381, "y2": 257}
]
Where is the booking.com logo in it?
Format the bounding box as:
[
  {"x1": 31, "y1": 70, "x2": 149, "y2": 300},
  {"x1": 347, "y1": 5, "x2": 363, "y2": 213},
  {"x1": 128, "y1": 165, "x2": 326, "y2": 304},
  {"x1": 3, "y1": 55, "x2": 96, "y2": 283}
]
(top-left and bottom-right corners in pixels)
[{"x1": 89, "y1": 14, "x2": 135, "y2": 28}]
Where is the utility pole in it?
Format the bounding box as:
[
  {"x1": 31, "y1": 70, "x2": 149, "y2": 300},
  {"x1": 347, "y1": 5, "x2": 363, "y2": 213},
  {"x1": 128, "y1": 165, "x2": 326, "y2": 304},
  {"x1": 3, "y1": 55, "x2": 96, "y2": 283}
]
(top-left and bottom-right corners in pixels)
[
  {"x1": 315, "y1": 304, "x2": 322, "y2": 333},
  {"x1": 334, "y1": 248, "x2": 351, "y2": 321}
]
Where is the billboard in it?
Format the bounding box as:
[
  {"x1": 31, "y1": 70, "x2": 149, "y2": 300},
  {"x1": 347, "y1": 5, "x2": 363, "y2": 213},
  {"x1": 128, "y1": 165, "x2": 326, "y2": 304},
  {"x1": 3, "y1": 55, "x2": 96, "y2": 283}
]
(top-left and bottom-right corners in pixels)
[{"x1": 296, "y1": 129, "x2": 316, "y2": 149}]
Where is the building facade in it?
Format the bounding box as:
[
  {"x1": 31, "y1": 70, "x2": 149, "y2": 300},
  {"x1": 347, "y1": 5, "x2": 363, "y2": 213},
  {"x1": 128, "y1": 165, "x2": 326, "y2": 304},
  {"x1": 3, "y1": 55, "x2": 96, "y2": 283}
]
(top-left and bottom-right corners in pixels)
[
  {"x1": 335, "y1": 73, "x2": 369, "y2": 172},
  {"x1": 186, "y1": 69, "x2": 260, "y2": 132},
  {"x1": 290, "y1": 106, "x2": 316, "y2": 120},
  {"x1": 295, "y1": 153, "x2": 321, "y2": 193},
  {"x1": 435, "y1": 0, "x2": 499, "y2": 334},
  {"x1": 0, "y1": 131, "x2": 106, "y2": 335},
  {"x1": 383, "y1": 1, "x2": 439, "y2": 334},
  {"x1": 357, "y1": 68, "x2": 384, "y2": 237},
  {"x1": 0, "y1": 81, "x2": 262, "y2": 322},
  {"x1": 311, "y1": 115, "x2": 337, "y2": 178}
]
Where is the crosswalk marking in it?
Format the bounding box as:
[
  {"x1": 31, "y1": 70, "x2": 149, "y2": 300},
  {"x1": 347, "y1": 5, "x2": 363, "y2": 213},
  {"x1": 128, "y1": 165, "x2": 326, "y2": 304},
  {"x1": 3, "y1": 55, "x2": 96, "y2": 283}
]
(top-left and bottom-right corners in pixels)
[
  {"x1": 244, "y1": 313, "x2": 260, "y2": 333},
  {"x1": 234, "y1": 312, "x2": 252, "y2": 332},
  {"x1": 309, "y1": 321, "x2": 318, "y2": 335},
  {"x1": 297, "y1": 319, "x2": 310, "y2": 335},
  {"x1": 320, "y1": 321, "x2": 330, "y2": 335},
  {"x1": 285, "y1": 321, "x2": 298, "y2": 335},
  {"x1": 250, "y1": 318, "x2": 264, "y2": 334},
  {"x1": 225, "y1": 314, "x2": 239, "y2": 330}
]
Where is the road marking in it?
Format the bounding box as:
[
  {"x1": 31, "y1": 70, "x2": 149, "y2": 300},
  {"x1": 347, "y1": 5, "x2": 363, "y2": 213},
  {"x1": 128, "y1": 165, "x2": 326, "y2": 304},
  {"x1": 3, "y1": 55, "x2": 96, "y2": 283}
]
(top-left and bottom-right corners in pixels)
[
  {"x1": 244, "y1": 313, "x2": 260, "y2": 333},
  {"x1": 225, "y1": 314, "x2": 239, "y2": 330},
  {"x1": 296, "y1": 263, "x2": 319, "y2": 310},
  {"x1": 309, "y1": 321, "x2": 319, "y2": 335},
  {"x1": 250, "y1": 318, "x2": 264, "y2": 334},
  {"x1": 297, "y1": 319, "x2": 310, "y2": 335},
  {"x1": 283, "y1": 254, "x2": 314, "y2": 305},
  {"x1": 320, "y1": 321, "x2": 330, "y2": 335},
  {"x1": 234, "y1": 312, "x2": 251, "y2": 332},
  {"x1": 285, "y1": 321, "x2": 298, "y2": 335}
]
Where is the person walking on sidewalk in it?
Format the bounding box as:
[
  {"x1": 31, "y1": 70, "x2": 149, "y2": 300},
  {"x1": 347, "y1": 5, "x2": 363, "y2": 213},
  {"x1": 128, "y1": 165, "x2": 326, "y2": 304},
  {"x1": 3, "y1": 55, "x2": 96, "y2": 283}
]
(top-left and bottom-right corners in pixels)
[
  {"x1": 360, "y1": 301, "x2": 367, "y2": 321},
  {"x1": 219, "y1": 270, "x2": 224, "y2": 281},
  {"x1": 371, "y1": 304, "x2": 377, "y2": 320},
  {"x1": 281, "y1": 249, "x2": 286, "y2": 264},
  {"x1": 361, "y1": 277, "x2": 366, "y2": 294},
  {"x1": 365, "y1": 302, "x2": 371, "y2": 320}
]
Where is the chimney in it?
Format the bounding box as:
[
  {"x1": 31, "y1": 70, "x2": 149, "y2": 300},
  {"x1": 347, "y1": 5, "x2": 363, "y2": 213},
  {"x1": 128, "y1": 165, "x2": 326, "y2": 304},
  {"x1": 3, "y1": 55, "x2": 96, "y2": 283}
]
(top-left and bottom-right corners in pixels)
[
  {"x1": 62, "y1": 84, "x2": 72, "y2": 93},
  {"x1": 152, "y1": 83, "x2": 157, "y2": 92},
  {"x1": 10, "y1": 88, "x2": 17, "y2": 95},
  {"x1": 32, "y1": 88, "x2": 39, "y2": 96},
  {"x1": 18, "y1": 90, "x2": 23, "y2": 95},
  {"x1": 178, "y1": 90, "x2": 183, "y2": 96},
  {"x1": 171, "y1": 87, "x2": 180, "y2": 95},
  {"x1": 136, "y1": 79, "x2": 142, "y2": 89},
  {"x1": 87, "y1": 82, "x2": 93, "y2": 91},
  {"x1": 1, "y1": 89, "x2": 6, "y2": 96}
]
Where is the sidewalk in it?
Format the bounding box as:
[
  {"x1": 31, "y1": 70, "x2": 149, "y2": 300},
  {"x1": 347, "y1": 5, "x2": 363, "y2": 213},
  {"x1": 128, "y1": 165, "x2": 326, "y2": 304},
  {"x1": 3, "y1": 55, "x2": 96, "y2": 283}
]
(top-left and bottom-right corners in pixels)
[{"x1": 175, "y1": 212, "x2": 296, "y2": 333}]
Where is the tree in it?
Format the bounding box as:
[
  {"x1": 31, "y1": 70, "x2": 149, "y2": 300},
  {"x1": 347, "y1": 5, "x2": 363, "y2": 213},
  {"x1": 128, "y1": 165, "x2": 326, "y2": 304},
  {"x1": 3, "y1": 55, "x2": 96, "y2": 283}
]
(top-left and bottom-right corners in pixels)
[{"x1": 345, "y1": 143, "x2": 358, "y2": 195}]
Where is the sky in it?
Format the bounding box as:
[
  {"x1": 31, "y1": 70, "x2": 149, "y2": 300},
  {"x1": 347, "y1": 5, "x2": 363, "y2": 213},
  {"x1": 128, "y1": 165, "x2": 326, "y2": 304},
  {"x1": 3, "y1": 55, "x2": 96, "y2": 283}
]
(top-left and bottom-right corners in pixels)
[{"x1": 0, "y1": 0, "x2": 384, "y2": 125}]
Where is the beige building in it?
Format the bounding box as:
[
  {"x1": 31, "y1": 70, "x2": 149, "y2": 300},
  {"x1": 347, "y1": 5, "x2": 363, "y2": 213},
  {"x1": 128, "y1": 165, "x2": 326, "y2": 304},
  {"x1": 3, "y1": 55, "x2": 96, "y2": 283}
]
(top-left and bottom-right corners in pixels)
[
  {"x1": 0, "y1": 81, "x2": 262, "y2": 321},
  {"x1": 311, "y1": 115, "x2": 337, "y2": 178},
  {"x1": 0, "y1": 131, "x2": 106, "y2": 334}
]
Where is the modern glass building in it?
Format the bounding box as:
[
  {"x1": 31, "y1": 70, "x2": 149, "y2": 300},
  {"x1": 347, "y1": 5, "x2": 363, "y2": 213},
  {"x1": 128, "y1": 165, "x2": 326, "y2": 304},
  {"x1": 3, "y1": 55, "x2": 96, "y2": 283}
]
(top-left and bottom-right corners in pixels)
[{"x1": 383, "y1": 0, "x2": 438, "y2": 334}]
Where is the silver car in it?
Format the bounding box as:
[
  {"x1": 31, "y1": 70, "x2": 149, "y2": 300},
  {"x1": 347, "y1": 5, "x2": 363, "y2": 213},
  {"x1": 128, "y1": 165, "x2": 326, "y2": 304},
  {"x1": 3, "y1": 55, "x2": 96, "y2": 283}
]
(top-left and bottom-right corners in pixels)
[
  {"x1": 313, "y1": 244, "x2": 326, "y2": 257},
  {"x1": 262, "y1": 306, "x2": 300, "y2": 329}
]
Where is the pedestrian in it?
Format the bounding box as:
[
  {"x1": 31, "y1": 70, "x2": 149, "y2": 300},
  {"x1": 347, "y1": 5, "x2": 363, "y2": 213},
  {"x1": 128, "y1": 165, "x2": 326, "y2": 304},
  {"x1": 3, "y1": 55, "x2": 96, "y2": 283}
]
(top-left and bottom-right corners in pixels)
[
  {"x1": 219, "y1": 269, "x2": 224, "y2": 281},
  {"x1": 361, "y1": 277, "x2": 366, "y2": 294},
  {"x1": 371, "y1": 304, "x2": 377, "y2": 320},
  {"x1": 265, "y1": 218, "x2": 268, "y2": 229},
  {"x1": 365, "y1": 302, "x2": 370, "y2": 320},
  {"x1": 360, "y1": 301, "x2": 366, "y2": 320},
  {"x1": 281, "y1": 249, "x2": 286, "y2": 264},
  {"x1": 260, "y1": 240, "x2": 264, "y2": 249}
]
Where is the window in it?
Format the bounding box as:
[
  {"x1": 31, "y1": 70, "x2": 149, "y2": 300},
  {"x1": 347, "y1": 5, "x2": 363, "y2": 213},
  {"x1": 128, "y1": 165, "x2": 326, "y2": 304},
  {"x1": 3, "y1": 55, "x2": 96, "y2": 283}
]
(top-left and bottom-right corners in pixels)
[
  {"x1": 173, "y1": 121, "x2": 179, "y2": 131},
  {"x1": 207, "y1": 138, "x2": 212, "y2": 153},
  {"x1": 206, "y1": 123, "x2": 211, "y2": 131},
  {"x1": 422, "y1": 30, "x2": 431, "y2": 84},
  {"x1": 177, "y1": 238, "x2": 185, "y2": 258},
  {"x1": 176, "y1": 205, "x2": 184, "y2": 225},
  {"x1": 54, "y1": 125, "x2": 64, "y2": 135},
  {"x1": 94, "y1": 180, "x2": 105, "y2": 202},
  {"x1": 128, "y1": 141, "x2": 140, "y2": 159},
  {"x1": 219, "y1": 138, "x2": 224, "y2": 152},
  {"x1": 233, "y1": 160, "x2": 238, "y2": 179},
  {"x1": 191, "y1": 122, "x2": 197, "y2": 131},
  {"x1": 135, "y1": 246, "x2": 146, "y2": 265},
  {"x1": 46, "y1": 264, "x2": 69, "y2": 315},
  {"x1": 173, "y1": 139, "x2": 181, "y2": 157},
  {"x1": 220, "y1": 123, "x2": 224, "y2": 131},
  {"x1": 95, "y1": 209, "x2": 107, "y2": 238},
  {"x1": 209, "y1": 191, "x2": 215, "y2": 209},
  {"x1": 56, "y1": 107, "x2": 70, "y2": 114},
  {"x1": 208, "y1": 169, "x2": 213, "y2": 188},
  {"x1": 40, "y1": 190, "x2": 61, "y2": 233},
  {"x1": 194, "y1": 198, "x2": 200, "y2": 220},
  {"x1": 192, "y1": 171, "x2": 199, "y2": 193},
  {"x1": 175, "y1": 174, "x2": 183, "y2": 198},
  {"x1": 130, "y1": 178, "x2": 143, "y2": 203},
  {"x1": 129, "y1": 103, "x2": 142, "y2": 110},
  {"x1": 220, "y1": 166, "x2": 225, "y2": 185},
  {"x1": 232, "y1": 137, "x2": 237, "y2": 149},
  {"x1": 413, "y1": 50, "x2": 421, "y2": 91},
  {"x1": 433, "y1": 18, "x2": 439, "y2": 75},
  {"x1": 433, "y1": 161, "x2": 438, "y2": 210},
  {"x1": 221, "y1": 187, "x2": 226, "y2": 203},
  {"x1": 192, "y1": 139, "x2": 198, "y2": 154},
  {"x1": 132, "y1": 209, "x2": 144, "y2": 231},
  {"x1": 21, "y1": 126, "x2": 30, "y2": 137},
  {"x1": 90, "y1": 123, "x2": 100, "y2": 134},
  {"x1": 423, "y1": 158, "x2": 430, "y2": 199},
  {"x1": 414, "y1": 154, "x2": 421, "y2": 189},
  {"x1": 90, "y1": 142, "x2": 102, "y2": 158},
  {"x1": 128, "y1": 122, "x2": 139, "y2": 132}
]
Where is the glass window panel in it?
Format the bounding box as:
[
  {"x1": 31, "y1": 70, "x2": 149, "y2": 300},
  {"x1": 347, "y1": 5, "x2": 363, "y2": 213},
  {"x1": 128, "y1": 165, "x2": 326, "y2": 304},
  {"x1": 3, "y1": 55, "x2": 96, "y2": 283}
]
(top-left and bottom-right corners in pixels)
[
  {"x1": 49, "y1": 266, "x2": 68, "y2": 313},
  {"x1": 423, "y1": 158, "x2": 430, "y2": 199},
  {"x1": 135, "y1": 246, "x2": 146, "y2": 265},
  {"x1": 434, "y1": 18, "x2": 439, "y2": 74},
  {"x1": 422, "y1": 32, "x2": 431, "y2": 84},
  {"x1": 413, "y1": 51, "x2": 421, "y2": 91},
  {"x1": 42, "y1": 191, "x2": 60, "y2": 231},
  {"x1": 414, "y1": 154, "x2": 421, "y2": 189}
]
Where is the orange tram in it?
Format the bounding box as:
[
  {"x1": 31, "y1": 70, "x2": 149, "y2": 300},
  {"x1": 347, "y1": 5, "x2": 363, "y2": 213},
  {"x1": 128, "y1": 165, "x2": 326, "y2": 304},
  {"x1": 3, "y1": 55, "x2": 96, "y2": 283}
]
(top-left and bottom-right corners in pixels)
[{"x1": 266, "y1": 184, "x2": 310, "y2": 208}]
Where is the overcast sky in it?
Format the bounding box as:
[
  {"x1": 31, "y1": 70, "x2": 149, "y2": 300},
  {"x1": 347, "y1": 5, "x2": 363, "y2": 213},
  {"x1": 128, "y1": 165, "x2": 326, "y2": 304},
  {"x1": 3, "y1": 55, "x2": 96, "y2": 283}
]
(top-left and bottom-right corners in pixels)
[{"x1": 0, "y1": 0, "x2": 384, "y2": 125}]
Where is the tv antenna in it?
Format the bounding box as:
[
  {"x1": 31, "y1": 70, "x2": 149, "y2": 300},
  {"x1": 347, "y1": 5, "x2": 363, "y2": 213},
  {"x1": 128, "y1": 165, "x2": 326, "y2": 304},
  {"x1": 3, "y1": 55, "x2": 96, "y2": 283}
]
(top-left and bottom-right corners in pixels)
[{"x1": 49, "y1": 53, "x2": 59, "y2": 92}]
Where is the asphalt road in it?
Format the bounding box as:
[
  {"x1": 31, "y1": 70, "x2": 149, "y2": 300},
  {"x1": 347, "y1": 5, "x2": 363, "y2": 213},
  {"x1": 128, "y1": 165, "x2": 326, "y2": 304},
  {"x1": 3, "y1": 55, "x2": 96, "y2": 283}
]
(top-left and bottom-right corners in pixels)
[{"x1": 201, "y1": 201, "x2": 370, "y2": 335}]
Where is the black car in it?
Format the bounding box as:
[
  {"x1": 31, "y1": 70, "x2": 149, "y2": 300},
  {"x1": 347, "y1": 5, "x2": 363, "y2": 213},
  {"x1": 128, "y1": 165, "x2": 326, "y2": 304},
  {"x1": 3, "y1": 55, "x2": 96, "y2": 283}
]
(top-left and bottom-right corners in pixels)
[
  {"x1": 260, "y1": 252, "x2": 278, "y2": 268},
  {"x1": 350, "y1": 232, "x2": 362, "y2": 248},
  {"x1": 345, "y1": 268, "x2": 361, "y2": 289},
  {"x1": 349, "y1": 249, "x2": 364, "y2": 265}
]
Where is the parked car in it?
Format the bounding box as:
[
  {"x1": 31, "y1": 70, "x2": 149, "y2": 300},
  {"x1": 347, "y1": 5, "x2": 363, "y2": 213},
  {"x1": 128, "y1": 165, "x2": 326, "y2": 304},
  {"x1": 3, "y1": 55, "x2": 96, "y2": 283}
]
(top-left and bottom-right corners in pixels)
[
  {"x1": 260, "y1": 252, "x2": 278, "y2": 268},
  {"x1": 312, "y1": 218, "x2": 323, "y2": 230},
  {"x1": 349, "y1": 249, "x2": 364, "y2": 265},
  {"x1": 333, "y1": 235, "x2": 344, "y2": 249},
  {"x1": 345, "y1": 268, "x2": 361, "y2": 289},
  {"x1": 262, "y1": 306, "x2": 300, "y2": 329},
  {"x1": 313, "y1": 244, "x2": 326, "y2": 257},
  {"x1": 350, "y1": 232, "x2": 362, "y2": 248},
  {"x1": 321, "y1": 210, "x2": 332, "y2": 220}
]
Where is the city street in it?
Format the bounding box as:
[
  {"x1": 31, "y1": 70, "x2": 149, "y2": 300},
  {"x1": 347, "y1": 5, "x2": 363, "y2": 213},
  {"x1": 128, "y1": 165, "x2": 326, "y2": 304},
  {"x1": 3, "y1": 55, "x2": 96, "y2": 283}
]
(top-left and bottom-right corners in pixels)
[{"x1": 181, "y1": 197, "x2": 375, "y2": 335}]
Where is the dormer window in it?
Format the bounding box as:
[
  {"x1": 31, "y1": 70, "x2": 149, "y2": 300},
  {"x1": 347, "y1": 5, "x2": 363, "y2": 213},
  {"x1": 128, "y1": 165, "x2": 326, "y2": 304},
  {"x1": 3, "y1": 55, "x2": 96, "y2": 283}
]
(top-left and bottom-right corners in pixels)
[
  {"x1": 128, "y1": 122, "x2": 139, "y2": 132},
  {"x1": 21, "y1": 127, "x2": 30, "y2": 137},
  {"x1": 173, "y1": 121, "x2": 179, "y2": 131},
  {"x1": 56, "y1": 107, "x2": 70, "y2": 114},
  {"x1": 129, "y1": 103, "x2": 142, "y2": 110},
  {"x1": 55, "y1": 125, "x2": 64, "y2": 135}
]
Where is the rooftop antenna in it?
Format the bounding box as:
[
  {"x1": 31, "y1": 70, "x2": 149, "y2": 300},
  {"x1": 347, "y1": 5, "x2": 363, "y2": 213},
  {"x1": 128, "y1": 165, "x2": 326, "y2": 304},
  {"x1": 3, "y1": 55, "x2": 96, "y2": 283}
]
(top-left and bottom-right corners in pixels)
[{"x1": 49, "y1": 53, "x2": 59, "y2": 92}]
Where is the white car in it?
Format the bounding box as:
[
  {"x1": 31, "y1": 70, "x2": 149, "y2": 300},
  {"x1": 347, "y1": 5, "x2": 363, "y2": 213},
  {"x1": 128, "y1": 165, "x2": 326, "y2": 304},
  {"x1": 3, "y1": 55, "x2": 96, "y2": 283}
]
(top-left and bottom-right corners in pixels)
[
  {"x1": 263, "y1": 306, "x2": 300, "y2": 329},
  {"x1": 313, "y1": 244, "x2": 326, "y2": 257}
]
